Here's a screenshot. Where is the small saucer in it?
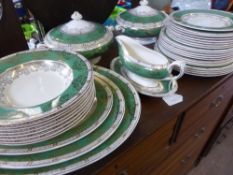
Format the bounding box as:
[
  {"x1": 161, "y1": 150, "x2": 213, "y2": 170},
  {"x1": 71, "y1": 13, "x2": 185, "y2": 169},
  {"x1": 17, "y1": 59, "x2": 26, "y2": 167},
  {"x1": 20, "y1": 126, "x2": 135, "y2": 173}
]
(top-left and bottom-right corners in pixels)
[{"x1": 110, "y1": 57, "x2": 178, "y2": 97}]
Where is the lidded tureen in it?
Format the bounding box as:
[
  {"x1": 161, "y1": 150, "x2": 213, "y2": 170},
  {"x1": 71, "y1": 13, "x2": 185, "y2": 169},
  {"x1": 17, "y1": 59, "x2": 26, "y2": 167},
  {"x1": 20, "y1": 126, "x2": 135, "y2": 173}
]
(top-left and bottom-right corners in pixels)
[
  {"x1": 116, "y1": 0, "x2": 167, "y2": 44},
  {"x1": 44, "y1": 11, "x2": 113, "y2": 64}
]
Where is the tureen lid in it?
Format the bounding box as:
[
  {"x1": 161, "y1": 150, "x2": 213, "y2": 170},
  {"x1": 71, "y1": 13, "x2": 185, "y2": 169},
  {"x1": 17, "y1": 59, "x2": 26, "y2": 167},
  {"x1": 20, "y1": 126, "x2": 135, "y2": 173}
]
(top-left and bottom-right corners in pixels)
[
  {"x1": 44, "y1": 11, "x2": 113, "y2": 54},
  {"x1": 116, "y1": 0, "x2": 167, "y2": 29}
]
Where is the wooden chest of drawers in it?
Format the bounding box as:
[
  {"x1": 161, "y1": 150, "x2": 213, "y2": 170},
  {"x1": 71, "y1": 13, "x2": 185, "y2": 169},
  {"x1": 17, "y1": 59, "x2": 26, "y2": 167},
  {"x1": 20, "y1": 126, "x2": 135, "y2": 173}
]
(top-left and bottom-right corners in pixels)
[{"x1": 148, "y1": 75, "x2": 233, "y2": 175}]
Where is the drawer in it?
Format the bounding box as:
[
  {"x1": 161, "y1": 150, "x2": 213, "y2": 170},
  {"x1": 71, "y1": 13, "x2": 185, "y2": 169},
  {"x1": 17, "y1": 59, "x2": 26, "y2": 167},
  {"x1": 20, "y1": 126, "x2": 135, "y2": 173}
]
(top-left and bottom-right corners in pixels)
[
  {"x1": 221, "y1": 102, "x2": 233, "y2": 128},
  {"x1": 147, "y1": 123, "x2": 213, "y2": 175},
  {"x1": 96, "y1": 118, "x2": 176, "y2": 175},
  {"x1": 174, "y1": 75, "x2": 233, "y2": 145},
  {"x1": 147, "y1": 110, "x2": 221, "y2": 175}
]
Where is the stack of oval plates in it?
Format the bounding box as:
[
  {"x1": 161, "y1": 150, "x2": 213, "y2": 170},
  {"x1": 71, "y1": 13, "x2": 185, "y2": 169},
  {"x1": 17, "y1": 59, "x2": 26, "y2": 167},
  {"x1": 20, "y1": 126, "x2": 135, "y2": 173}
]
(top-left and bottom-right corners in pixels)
[
  {"x1": 156, "y1": 9, "x2": 233, "y2": 77},
  {"x1": 0, "y1": 50, "x2": 141, "y2": 174}
]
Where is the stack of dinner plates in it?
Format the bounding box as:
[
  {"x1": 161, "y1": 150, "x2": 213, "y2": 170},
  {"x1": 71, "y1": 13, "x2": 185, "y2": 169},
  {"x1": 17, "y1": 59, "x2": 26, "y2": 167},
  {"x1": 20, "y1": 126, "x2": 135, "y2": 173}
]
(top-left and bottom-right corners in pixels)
[
  {"x1": 157, "y1": 9, "x2": 233, "y2": 77},
  {"x1": 0, "y1": 50, "x2": 141, "y2": 175}
]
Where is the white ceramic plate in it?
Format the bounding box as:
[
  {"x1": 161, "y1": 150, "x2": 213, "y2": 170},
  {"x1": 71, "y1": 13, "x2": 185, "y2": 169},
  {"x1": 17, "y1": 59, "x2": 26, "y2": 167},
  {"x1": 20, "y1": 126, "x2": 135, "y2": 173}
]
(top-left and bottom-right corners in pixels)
[{"x1": 170, "y1": 9, "x2": 233, "y2": 32}]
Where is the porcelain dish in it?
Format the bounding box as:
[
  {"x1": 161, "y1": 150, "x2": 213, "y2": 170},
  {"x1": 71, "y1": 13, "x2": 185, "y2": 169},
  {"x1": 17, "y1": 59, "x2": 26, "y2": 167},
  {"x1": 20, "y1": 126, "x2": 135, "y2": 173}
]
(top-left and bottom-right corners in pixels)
[
  {"x1": 0, "y1": 77, "x2": 125, "y2": 170},
  {"x1": 44, "y1": 11, "x2": 113, "y2": 63},
  {"x1": 111, "y1": 57, "x2": 178, "y2": 97},
  {"x1": 116, "y1": 0, "x2": 167, "y2": 44},
  {"x1": 170, "y1": 9, "x2": 233, "y2": 32},
  {"x1": 116, "y1": 35, "x2": 185, "y2": 80},
  {"x1": 0, "y1": 66, "x2": 141, "y2": 174},
  {"x1": 0, "y1": 49, "x2": 98, "y2": 145},
  {"x1": 157, "y1": 10, "x2": 233, "y2": 77}
]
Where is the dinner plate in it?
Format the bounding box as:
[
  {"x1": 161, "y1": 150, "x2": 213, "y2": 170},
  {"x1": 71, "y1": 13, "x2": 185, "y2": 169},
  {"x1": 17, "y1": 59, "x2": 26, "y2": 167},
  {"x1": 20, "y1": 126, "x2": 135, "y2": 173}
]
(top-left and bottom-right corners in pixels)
[
  {"x1": 158, "y1": 37, "x2": 233, "y2": 61},
  {"x1": 167, "y1": 20, "x2": 233, "y2": 38},
  {"x1": 0, "y1": 79, "x2": 112, "y2": 155},
  {"x1": 170, "y1": 9, "x2": 233, "y2": 32},
  {"x1": 162, "y1": 50, "x2": 233, "y2": 72},
  {"x1": 157, "y1": 38, "x2": 233, "y2": 62},
  {"x1": 166, "y1": 27, "x2": 233, "y2": 44},
  {"x1": 156, "y1": 44, "x2": 233, "y2": 77},
  {"x1": 159, "y1": 29, "x2": 233, "y2": 57},
  {"x1": 110, "y1": 58, "x2": 178, "y2": 97},
  {"x1": 166, "y1": 29, "x2": 233, "y2": 50},
  {"x1": 185, "y1": 69, "x2": 233, "y2": 77},
  {"x1": 0, "y1": 66, "x2": 141, "y2": 174},
  {"x1": 157, "y1": 41, "x2": 233, "y2": 67},
  {"x1": 158, "y1": 30, "x2": 233, "y2": 61}
]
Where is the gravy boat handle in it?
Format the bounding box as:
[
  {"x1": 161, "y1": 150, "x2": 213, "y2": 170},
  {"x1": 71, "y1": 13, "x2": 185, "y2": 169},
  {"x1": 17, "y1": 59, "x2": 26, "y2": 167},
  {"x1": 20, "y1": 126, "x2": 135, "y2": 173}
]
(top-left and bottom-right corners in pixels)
[{"x1": 167, "y1": 61, "x2": 186, "y2": 81}]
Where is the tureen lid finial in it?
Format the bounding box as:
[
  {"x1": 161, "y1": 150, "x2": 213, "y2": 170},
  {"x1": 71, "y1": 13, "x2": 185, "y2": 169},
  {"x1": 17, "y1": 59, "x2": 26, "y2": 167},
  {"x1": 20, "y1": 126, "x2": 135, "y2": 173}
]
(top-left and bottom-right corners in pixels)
[
  {"x1": 139, "y1": 0, "x2": 148, "y2": 6},
  {"x1": 71, "y1": 11, "x2": 83, "y2": 21}
]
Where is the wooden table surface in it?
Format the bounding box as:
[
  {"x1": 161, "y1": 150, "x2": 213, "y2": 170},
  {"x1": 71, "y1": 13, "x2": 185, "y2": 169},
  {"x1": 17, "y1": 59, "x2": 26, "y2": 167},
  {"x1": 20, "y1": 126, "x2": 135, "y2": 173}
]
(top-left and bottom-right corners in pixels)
[{"x1": 70, "y1": 43, "x2": 227, "y2": 175}]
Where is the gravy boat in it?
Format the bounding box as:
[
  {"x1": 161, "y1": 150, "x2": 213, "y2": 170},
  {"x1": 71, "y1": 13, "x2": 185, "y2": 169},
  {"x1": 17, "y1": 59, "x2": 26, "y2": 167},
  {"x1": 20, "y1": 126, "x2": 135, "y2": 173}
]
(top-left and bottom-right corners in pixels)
[{"x1": 116, "y1": 35, "x2": 185, "y2": 79}]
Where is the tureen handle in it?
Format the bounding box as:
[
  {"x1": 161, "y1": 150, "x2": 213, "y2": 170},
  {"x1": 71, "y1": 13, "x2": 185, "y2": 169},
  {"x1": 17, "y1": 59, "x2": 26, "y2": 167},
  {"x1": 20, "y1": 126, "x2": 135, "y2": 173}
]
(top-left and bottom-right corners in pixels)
[
  {"x1": 140, "y1": 0, "x2": 149, "y2": 6},
  {"x1": 71, "y1": 11, "x2": 83, "y2": 21}
]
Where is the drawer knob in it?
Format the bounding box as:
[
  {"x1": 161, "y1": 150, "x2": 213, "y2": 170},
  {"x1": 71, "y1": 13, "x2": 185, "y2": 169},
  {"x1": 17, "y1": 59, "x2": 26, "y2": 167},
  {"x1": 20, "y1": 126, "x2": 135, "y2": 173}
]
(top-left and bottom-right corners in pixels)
[
  {"x1": 194, "y1": 127, "x2": 206, "y2": 138},
  {"x1": 210, "y1": 95, "x2": 224, "y2": 108},
  {"x1": 181, "y1": 155, "x2": 191, "y2": 165},
  {"x1": 200, "y1": 127, "x2": 206, "y2": 133},
  {"x1": 118, "y1": 170, "x2": 128, "y2": 175}
]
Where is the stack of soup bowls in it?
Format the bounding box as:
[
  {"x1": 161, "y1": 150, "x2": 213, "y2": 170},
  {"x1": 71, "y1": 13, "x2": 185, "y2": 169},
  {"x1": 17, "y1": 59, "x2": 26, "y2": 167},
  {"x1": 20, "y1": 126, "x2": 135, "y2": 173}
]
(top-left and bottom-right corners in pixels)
[
  {"x1": 0, "y1": 49, "x2": 141, "y2": 174},
  {"x1": 111, "y1": 35, "x2": 185, "y2": 97},
  {"x1": 0, "y1": 49, "x2": 95, "y2": 145}
]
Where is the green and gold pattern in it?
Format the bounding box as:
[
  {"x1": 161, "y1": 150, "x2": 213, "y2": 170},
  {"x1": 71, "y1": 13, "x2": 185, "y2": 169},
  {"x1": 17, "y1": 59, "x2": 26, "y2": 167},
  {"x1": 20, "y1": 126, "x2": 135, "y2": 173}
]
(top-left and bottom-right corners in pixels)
[
  {"x1": 111, "y1": 58, "x2": 176, "y2": 95},
  {"x1": 120, "y1": 10, "x2": 166, "y2": 24},
  {"x1": 118, "y1": 44, "x2": 169, "y2": 79},
  {"x1": 171, "y1": 9, "x2": 233, "y2": 31},
  {"x1": 44, "y1": 19, "x2": 114, "y2": 60},
  {"x1": 49, "y1": 24, "x2": 106, "y2": 44},
  {"x1": 116, "y1": 8, "x2": 166, "y2": 37}
]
